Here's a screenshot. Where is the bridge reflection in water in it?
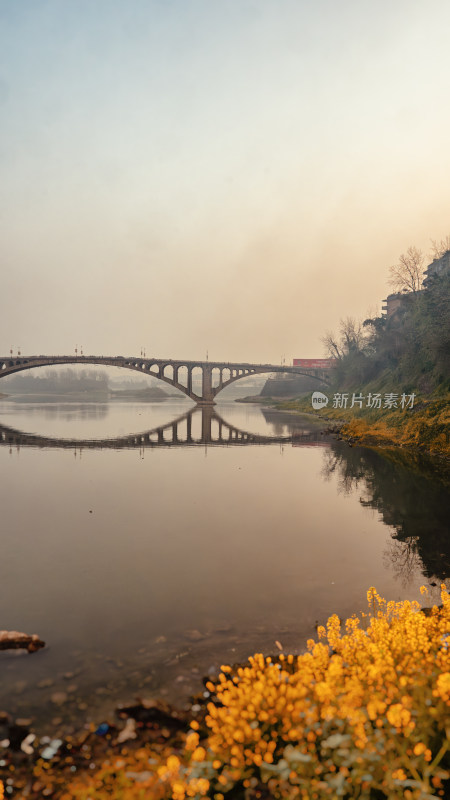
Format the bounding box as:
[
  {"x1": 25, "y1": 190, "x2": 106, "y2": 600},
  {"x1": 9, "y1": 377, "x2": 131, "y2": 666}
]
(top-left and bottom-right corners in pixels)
[{"x1": 0, "y1": 406, "x2": 328, "y2": 451}]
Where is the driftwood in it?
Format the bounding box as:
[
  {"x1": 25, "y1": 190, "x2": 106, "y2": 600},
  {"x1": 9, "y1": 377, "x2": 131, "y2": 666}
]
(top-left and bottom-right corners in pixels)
[{"x1": 0, "y1": 630, "x2": 45, "y2": 653}]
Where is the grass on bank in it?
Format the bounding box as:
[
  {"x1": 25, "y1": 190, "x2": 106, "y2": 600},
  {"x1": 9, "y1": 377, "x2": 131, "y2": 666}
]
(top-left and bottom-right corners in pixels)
[
  {"x1": 276, "y1": 389, "x2": 450, "y2": 457},
  {"x1": 35, "y1": 586, "x2": 450, "y2": 800}
]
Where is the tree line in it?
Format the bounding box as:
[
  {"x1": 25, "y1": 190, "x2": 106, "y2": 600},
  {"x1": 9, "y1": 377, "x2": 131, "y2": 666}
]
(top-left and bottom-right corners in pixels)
[{"x1": 4, "y1": 369, "x2": 109, "y2": 393}]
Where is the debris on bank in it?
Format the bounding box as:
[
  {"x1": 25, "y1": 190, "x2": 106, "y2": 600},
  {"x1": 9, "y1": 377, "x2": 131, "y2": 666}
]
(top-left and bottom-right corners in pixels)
[{"x1": 0, "y1": 631, "x2": 45, "y2": 654}]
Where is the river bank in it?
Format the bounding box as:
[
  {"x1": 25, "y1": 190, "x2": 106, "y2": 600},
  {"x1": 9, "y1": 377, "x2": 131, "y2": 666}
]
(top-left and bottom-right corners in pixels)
[{"x1": 257, "y1": 391, "x2": 450, "y2": 459}]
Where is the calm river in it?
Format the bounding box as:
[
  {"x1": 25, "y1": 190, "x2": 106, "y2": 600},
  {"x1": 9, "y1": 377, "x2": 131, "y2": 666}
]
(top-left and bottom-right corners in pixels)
[{"x1": 0, "y1": 398, "x2": 448, "y2": 733}]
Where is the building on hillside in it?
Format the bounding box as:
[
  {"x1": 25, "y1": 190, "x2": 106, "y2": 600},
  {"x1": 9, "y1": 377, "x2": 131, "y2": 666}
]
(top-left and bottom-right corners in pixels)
[
  {"x1": 382, "y1": 249, "x2": 449, "y2": 318},
  {"x1": 423, "y1": 250, "x2": 450, "y2": 288},
  {"x1": 382, "y1": 292, "x2": 412, "y2": 318}
]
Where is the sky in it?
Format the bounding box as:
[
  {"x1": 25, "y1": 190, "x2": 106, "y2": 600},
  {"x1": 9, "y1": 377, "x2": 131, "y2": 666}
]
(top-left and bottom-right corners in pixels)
[{"x1": 1, "y1": 0, "x2": 450, "y2": 364}]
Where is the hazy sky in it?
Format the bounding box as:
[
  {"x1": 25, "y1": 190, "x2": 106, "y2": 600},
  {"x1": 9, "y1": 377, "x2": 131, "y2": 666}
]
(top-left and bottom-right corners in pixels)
[{"x1": 1, "y1": 0, "x2": 450, "y2": 363}]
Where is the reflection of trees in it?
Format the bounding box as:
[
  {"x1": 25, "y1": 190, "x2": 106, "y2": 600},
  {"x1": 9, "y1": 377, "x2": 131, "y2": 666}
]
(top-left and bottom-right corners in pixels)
[
  {"x1": 383, "y1": 538, "x2": 422, "y2": 587},
  {"x1": 322, "y1": 443, "x2": 450, "y2": 583},
  {"x1": 261, "y1": 409, "x2": 326, "y2": 442},
  {"x1": 321, "y1": 448, "x2": 370, "y2": 495}
]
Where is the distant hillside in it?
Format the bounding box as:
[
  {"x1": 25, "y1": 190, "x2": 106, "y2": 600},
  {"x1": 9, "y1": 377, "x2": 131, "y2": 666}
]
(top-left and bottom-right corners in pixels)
[{"x1": 2, "y1": 368, "x2": 109, "y2": 395}]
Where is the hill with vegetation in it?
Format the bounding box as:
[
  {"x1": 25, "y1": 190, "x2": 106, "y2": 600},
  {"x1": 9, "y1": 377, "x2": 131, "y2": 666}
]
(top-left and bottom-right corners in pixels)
[{"x1": 280, "y1": 249, "x2": 450, "y2": 456}]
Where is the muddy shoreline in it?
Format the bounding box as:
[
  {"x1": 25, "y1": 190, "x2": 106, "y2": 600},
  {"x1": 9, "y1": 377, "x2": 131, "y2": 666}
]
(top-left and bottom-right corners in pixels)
[{"x1": 0, "y1": 627, "x2": 318, "y2": 797}]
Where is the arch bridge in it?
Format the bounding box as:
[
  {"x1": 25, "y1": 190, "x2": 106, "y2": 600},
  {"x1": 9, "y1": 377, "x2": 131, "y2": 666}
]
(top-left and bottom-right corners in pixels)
[{"x1": 0, "y1": 354, "x2": 331, "y2": 404}]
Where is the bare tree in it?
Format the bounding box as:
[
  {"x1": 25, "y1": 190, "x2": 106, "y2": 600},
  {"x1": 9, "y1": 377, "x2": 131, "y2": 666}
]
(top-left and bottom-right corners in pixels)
[
  {"x1": 388, "y1": 246, "x2": 424, "y2": 294},
  {"x1": 339, "y1": 317, "x2": 364, "y2": 354},
  {"x1": 321, "y1": 330, "x2": 344, "y2": 360},
  {"x1": 429, "y1": 235, "x2": 450, "y2": 260},
  {"x1": 321, "y1": 317, "x2": 364, "y2": 359}
]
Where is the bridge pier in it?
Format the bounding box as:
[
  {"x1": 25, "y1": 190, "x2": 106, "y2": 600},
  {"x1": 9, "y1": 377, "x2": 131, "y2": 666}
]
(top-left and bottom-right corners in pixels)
[
  {"x1": 201, "y1": 405, "x2": 213, "y2": 441},
  {"x1": 199, "y1": 365, "x2": 216, "y2": 405}
]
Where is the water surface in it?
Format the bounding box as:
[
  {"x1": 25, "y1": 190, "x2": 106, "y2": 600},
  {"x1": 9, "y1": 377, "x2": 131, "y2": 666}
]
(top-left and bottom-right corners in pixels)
[{"x1": 0, "y1": 398, "x2": 447, "y2": 732}]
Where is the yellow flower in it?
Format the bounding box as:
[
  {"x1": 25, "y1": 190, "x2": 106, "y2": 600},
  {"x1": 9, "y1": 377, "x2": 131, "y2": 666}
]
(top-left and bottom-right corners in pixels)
[
  {"x1": 386, "y1": 704, "x2": 411, "y2": 728},
  {"x1": 185, "y1": 731, "x2": 200, "y2": 751},
  {"x1": 434, "y1": 672, "x2": 450, "y2": 703},
  {"x1": 172, "y1": 780, "x2": 186, "y2": 798},
  {"x1": 62, "y1": 585, "x2": 450, "y2": 800},
  {"x1": 392, "y1": 768, "x2": 407, "y2": 780},
  {"x1": 191, "y1": 746, "x2": 207, "y2": 762}
]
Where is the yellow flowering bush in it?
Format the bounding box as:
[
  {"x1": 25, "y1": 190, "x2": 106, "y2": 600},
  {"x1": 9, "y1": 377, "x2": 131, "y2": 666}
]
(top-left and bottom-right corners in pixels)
[{"x1": 62, "y1": 586, "x2": 450, "y2": 799}]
